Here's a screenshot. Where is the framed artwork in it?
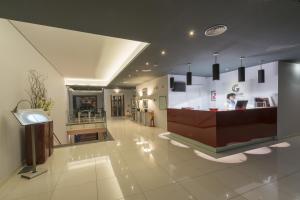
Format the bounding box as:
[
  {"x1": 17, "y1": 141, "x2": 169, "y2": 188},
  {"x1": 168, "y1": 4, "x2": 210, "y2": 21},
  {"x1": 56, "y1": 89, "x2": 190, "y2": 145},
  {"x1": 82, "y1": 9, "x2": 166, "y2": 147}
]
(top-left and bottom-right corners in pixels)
[
  {"x1": 143, "y1": 99, "x2": 148, "y2": 108},
  {"x1": 73, "y1": 95, "x2": 97, "y2": 111},
  {"x1": 211, "y1": 91, "x2": 216, "y2": 101},
  {"x1": 142, "y1": 88, "x2": 148, "y2": 96},
  {"x1": 159, "y1": 96, "x2": 167, "y2": 110}
]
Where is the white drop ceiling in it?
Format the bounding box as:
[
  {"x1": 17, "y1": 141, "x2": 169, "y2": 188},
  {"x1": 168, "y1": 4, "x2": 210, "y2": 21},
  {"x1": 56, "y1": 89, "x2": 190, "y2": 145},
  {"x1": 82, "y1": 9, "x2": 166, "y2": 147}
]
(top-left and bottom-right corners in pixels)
[{"x1": 11, "y1": 20, "x2": 149, "y2": 86}]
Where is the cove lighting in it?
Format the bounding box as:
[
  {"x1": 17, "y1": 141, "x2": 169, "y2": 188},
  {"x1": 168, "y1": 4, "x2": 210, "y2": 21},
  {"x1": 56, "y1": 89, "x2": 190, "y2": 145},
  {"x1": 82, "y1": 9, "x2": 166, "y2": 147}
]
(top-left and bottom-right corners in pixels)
[
  {"x1": 158, "y1": 132, "x2": 171, "y2": 140},
  {"x1": 244, "y1": 147, "x2": 272, "y2": 155},
  {"x1": 170, "y1": 140, "x2": 190, "y2": 148},
  {"x1": 194, "y1": 150, "x2": 247, "y2": 164},
  {"x1": 270, "y1": 142, "x2": 291, "y2": 148},
  {"x1": 64, "y1": 78, "x2": 108, "y2": 86}
]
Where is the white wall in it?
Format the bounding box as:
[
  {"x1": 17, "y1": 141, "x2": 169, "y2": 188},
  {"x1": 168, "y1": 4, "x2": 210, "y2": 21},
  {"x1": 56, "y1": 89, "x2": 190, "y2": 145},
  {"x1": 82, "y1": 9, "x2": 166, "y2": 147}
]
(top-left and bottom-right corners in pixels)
[
  {"x1": 168, "y1": 75, "x2": 210, "y2": 110},
  {"x1": 104, "y1": 89, "x2": 135, "y2": 117},
  {"x1": 209, "y1": 62, "x2": 278, "y2": 109},
  {"x1": 0, "y1": 19, "x2": 67, "y2": 184},
  {"x1": 277, "y1": 61, "x2": 300, "y2": 138},
  {"x1": 136, "y1": 76, "x2": 168, "y2": 129}
]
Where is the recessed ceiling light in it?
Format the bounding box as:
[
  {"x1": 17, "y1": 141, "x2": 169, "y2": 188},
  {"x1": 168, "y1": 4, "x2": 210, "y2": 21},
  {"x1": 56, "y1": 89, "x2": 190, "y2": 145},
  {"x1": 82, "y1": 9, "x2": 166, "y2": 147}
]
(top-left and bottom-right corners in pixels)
[
  {"x1": 205, "y1": 25, "x2": 228, "y2": 36},
  {"x1": 136, "y1": 69, "x2": 139, "y2": 72},
  {"x1": 122, "y1": 81, "x2": 129, "y2": 84},
  {"x1": 188, "y1": 30, "x2": 195, "y2": 37},
  {"x1": 153, "y1": 64, "x2": 159, "y2": 67},
  {"x1": 142, "y1": 69, "x2": 152, "y2": 72},
  {"x1": 161, "y1": 50, "x2": 166, "y2": 55},
  {"x1": 145, "y1": 62, "x2": 149, "y2": 66}
]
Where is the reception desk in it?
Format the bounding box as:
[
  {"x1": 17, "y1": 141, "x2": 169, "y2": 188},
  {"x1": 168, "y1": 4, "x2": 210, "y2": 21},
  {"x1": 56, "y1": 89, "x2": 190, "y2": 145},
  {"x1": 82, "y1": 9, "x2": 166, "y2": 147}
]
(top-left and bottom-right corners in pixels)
[{"x1": 167, "y1": 107, "x2": 277, "y2": 150}]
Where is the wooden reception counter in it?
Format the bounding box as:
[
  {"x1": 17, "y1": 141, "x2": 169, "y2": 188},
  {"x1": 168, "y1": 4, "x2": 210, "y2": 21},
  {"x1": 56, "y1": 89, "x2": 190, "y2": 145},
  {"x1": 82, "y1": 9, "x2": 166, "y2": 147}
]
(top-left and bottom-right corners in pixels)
[{"x1": 167, "y1": 107, "x2": 277, "y2": 150}]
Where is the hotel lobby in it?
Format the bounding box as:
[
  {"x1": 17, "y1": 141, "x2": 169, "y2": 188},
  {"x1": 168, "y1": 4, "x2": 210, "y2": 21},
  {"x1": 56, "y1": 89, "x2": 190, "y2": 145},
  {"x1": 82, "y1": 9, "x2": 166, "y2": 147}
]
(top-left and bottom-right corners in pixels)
[{"x1": 1, "y1": 1, "x2": 300, "y2": 200}]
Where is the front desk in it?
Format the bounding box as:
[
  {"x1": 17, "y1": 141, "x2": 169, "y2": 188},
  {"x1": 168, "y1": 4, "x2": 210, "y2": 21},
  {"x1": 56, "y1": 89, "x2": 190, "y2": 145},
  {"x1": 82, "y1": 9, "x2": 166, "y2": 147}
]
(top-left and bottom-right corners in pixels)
[{"x1": 167, "y1": 107, "x2": 277, "y2": 151}]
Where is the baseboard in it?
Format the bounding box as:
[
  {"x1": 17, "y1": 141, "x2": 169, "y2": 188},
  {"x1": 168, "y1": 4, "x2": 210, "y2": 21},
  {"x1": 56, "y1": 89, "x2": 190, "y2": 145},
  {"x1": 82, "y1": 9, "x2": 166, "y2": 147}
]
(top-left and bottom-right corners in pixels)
[{"x1": 167, "y1": 132, "x2": 275, "y2": 154}]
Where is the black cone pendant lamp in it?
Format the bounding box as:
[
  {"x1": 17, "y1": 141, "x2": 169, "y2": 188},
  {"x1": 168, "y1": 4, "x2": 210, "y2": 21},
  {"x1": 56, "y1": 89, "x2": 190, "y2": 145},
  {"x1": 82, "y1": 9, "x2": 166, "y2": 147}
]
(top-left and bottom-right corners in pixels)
[
  {"x1": 186, "y1": 63, "x2": 192, "y2": 85},
  {"x1": 258, "y1": 61, "x2": 265, "y2": 83},
  {"x1": 170, "y1": 77, "x2": 175, "y2": 88},
  {"x1": 212, "y1": 53, "x2": 220, "y2": 80},
  {"x1": 238, "y1": 57, "x2": 245, "y2": 82}
]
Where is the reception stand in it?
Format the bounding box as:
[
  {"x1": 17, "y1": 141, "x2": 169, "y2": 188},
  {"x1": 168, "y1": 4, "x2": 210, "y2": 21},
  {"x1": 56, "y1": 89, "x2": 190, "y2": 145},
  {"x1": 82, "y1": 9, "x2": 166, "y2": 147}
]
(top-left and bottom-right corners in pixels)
[{"x1": 167, "y1": 107, "x2": 277, "y2": 152}]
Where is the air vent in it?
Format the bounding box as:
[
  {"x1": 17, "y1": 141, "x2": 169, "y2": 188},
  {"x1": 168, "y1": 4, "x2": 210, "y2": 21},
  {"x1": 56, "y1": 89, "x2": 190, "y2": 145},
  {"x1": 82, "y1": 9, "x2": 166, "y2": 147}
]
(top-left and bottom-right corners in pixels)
[{"x1": 205, "y1": 25, "x2": 228, "y2": 36}]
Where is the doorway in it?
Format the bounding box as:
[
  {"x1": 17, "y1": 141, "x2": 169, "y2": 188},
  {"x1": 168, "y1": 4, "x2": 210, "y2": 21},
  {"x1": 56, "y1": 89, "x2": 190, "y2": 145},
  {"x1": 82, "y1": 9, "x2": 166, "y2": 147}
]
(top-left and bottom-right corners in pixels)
[{"x1": 111, "y1": 95, "x2": 125, "y2": 117}]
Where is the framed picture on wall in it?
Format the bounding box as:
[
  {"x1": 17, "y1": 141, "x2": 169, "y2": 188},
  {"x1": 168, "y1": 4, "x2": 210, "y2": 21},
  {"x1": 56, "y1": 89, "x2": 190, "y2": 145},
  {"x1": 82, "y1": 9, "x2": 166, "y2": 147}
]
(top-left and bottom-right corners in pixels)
[
  {"x1": 159, "y1": 96, "x2": 167, "y2": 110},
  {"x1": 142, "y1": 88, "x2": 148, "y2": 96},
  {"x1": 211, "y1": 91, "x2": 216, "y2": 101},
  {"x1": 143, "y1": 99, "x2": 148, "y2": 108}
]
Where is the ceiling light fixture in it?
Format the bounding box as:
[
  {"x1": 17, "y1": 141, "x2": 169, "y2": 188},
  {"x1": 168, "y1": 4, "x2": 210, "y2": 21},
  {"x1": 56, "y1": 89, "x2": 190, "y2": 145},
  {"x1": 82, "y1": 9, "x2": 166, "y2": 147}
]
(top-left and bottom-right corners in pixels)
[
  {"x1": 238, "y1": 57, "x2": 245, "y2": 82},
  {"x1": 205, "y1": 25, "x2": 228, "y2": 37},
  {"x1": 135, "y1": 69, "x2": 139, "y2": 72},
  {"x1": 188, "y1": 30, "x2": 195, "y2": 37},
  {"x1": 161, "y1": 50, "x2": 166, "y2": 55},
  {"x1": 212, "y1": 52, "x2": 220, "y2": 80},
  {"x1": 142, "y1": 69, "x2": 152, "y2": 72},
  {"x1": 145, "y1": 62, "x2": 149, "y2": 66},
  {"x1": 186, "y1": 63, "x2": 192, "y2": 85}
]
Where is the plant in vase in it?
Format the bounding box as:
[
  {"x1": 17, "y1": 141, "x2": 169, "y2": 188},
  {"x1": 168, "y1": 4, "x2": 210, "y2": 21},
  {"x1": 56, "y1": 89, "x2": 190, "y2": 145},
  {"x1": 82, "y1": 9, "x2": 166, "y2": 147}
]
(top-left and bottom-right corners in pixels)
[{"x1": 27, "y1": 70, "x2": 54, "y2": 115}]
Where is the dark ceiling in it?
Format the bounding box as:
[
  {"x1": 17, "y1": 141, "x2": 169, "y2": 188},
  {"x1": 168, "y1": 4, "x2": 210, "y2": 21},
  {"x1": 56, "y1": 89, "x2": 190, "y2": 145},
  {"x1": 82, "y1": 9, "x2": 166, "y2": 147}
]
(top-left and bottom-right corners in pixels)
[{"x1": 1, "y1": 0, "x2": 300, "y2": 88}]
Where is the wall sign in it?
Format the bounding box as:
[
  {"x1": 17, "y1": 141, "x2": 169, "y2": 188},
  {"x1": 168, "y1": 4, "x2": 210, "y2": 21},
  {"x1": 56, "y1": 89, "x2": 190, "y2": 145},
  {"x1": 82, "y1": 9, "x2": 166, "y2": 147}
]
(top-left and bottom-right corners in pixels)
[{"x1": 211, "y1": 91, "x2": 216, "y2": 101}]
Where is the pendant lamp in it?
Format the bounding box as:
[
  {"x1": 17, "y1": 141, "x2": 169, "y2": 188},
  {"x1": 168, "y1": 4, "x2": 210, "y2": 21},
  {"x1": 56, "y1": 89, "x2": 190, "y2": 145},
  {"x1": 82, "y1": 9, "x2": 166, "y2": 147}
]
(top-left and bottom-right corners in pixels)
[
  {"x1": 258, "y1": 61, "x2": 265, "y2": 83},
  {"x1": 212, "y1": 53, "x2": 220, "y2": 80},
  {"x1": 186, "y1": 63, "x2": 192, "y2": 85},
  {"x1": 238, "y1": 57, "x2": 245, "y2": 82}
]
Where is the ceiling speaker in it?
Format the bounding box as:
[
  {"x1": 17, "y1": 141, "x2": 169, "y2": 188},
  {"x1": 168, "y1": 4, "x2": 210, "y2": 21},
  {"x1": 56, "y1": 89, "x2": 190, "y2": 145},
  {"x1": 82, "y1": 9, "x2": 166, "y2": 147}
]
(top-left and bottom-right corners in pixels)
[
  {"x1": 238, "y1": 67, "x2": 245, "y2": 82},
  {"x1": 213, "y1": 63, "x2": 220, "y2": 80}
]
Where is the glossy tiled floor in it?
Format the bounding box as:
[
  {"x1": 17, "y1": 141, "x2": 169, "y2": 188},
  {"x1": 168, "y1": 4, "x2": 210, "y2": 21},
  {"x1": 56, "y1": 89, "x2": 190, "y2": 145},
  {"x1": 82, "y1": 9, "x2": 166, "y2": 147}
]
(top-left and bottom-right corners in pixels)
[{"x1": 1, "y1": 118, "x2": 300, "y2": 200}]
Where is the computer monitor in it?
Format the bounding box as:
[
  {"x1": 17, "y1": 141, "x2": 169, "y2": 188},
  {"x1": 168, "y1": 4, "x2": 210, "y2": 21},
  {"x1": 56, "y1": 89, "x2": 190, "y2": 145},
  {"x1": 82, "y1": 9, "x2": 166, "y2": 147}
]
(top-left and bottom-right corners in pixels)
[{"x1": 235, "y1": 100, "x2": 248, "y2": 110}]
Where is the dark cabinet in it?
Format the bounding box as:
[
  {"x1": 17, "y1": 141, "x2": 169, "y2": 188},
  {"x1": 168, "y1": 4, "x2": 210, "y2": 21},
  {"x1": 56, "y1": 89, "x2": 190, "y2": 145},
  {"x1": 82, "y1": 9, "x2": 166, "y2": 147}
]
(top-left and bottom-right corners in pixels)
[{"x1": 25, "y1": 121, "x2": 53, "y2": 165}]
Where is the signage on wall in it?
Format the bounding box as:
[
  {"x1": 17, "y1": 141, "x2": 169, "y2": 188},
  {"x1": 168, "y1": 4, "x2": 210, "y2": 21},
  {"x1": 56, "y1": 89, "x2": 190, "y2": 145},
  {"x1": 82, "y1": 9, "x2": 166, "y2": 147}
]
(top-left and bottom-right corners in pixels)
[
  {"x1": 211, "y1": 90, "x2": 216, "y2": 101},
  {"x1": 231, "y1": 83, "x2": 244, "y2": 97}
]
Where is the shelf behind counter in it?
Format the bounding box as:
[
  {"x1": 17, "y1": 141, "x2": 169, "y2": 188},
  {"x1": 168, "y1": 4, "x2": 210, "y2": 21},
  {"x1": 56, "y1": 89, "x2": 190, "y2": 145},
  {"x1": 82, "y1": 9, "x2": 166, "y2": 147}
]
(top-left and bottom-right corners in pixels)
[{"x1": 167, "y1": 107, "x2": 277, "y2": 151}]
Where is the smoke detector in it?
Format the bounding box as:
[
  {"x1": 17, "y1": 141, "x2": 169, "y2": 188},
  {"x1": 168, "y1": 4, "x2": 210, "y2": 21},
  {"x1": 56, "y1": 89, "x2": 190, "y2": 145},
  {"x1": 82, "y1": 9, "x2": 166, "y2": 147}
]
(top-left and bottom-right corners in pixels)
[{"x1": 205, "y1": 25, "x2": 228, "y2": 36}]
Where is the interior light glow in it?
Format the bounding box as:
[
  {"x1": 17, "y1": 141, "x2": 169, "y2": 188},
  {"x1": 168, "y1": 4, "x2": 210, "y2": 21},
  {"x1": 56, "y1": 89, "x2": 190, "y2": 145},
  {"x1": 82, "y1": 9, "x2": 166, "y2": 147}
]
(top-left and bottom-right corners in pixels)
[
  {"x1": 293, "y1": 64, "x2": 300, "y2": 76},
  {"x1": 189, "y1": 30, "x2": 195, "y2": 37},
  {"x1": 26, "y1": 114, "x2": 48, "y2": 123},
  {"x1": 194, "y1": 150, "x2": 247, "y2": 164},
  {"x1": 67, "y1": 157, "x2": 95, "y2": 170},
  {"x1": 143, "y1": 143, "x2": 153, "y2": 153},
  {"x1": 244, "y1": 147, "x2": 272, "y2": 155},
  {"x1": 270, "y1": 142, "x2": 291, "y2": 148},
  {"x1": 114, "y1": 89, "x2": 121, "y2": 93},
  {"x1": 170, "y1": 140, "x2": 190, "y2": 148},
  {"x1": 142, "y1": 69, "x2": 152, "y2": 72},
  {"x1": 158, "y1": 132, "x2": 171, "y2": 140}
]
